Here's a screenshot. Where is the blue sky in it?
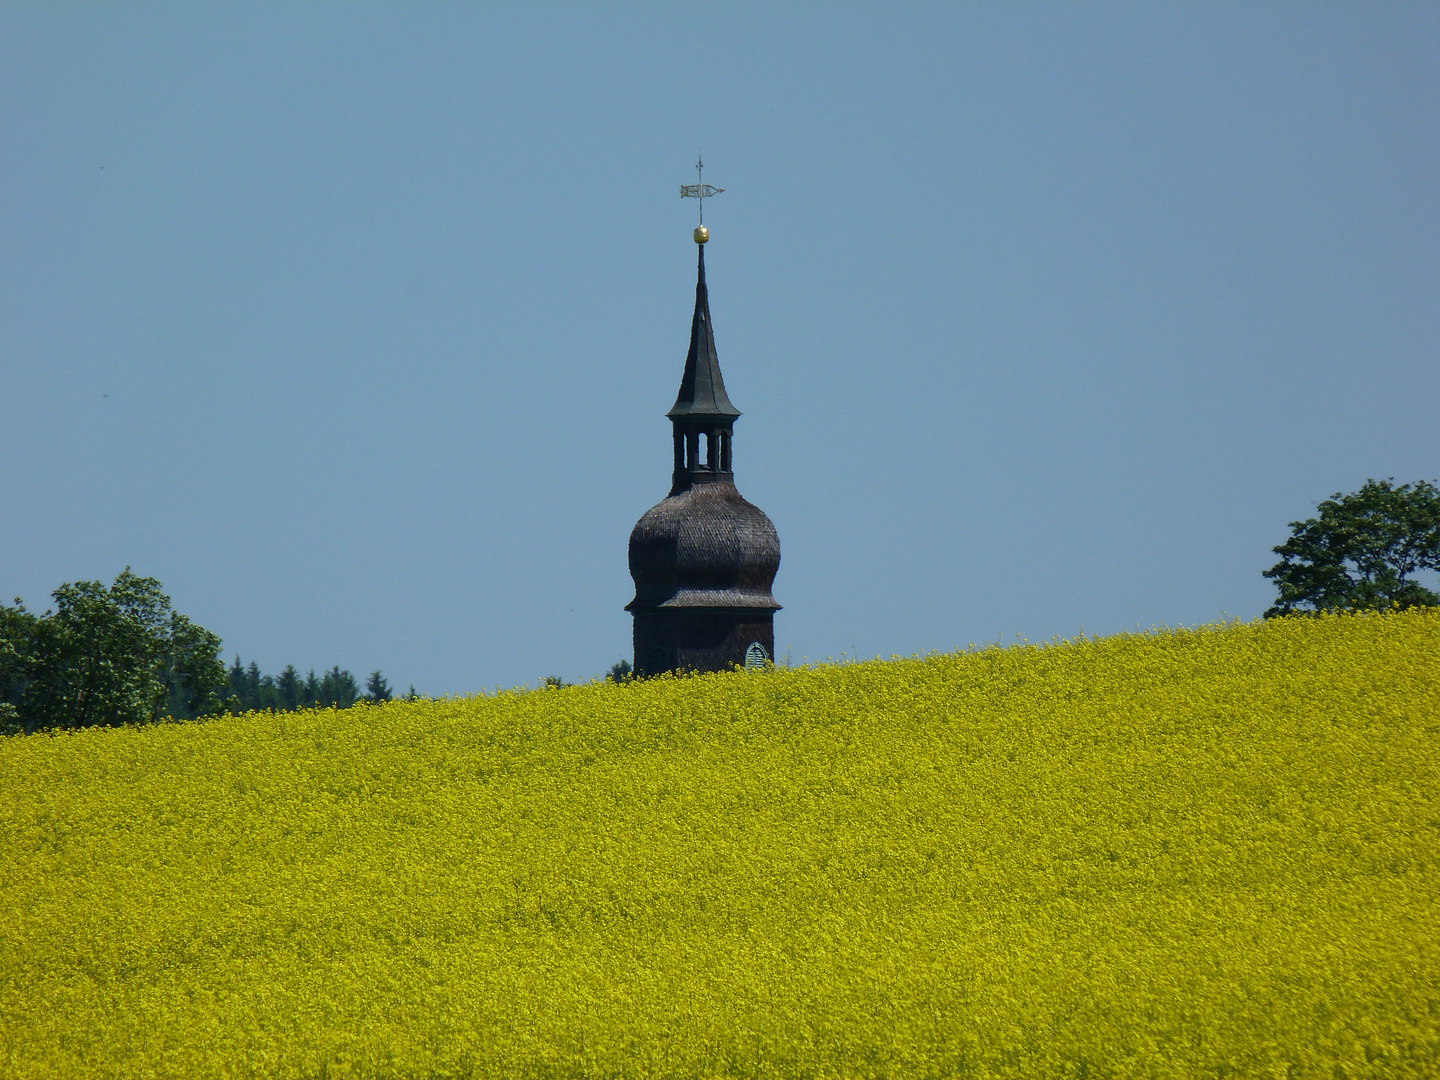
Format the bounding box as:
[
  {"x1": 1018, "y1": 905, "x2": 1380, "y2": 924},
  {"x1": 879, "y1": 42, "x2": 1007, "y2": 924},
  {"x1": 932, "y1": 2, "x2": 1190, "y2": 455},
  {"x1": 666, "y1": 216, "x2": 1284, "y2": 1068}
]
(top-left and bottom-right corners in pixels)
[{"x1": 3, "y1": 5, "x2": 1437, "y2": 693}]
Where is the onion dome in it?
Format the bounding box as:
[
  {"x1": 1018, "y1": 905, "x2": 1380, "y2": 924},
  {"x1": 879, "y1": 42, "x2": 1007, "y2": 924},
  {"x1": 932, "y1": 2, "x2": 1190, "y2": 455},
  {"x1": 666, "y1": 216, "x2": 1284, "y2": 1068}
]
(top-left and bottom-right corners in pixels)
[{"x1": 628, "y1": 481, "x2": 780, "y2": 612}]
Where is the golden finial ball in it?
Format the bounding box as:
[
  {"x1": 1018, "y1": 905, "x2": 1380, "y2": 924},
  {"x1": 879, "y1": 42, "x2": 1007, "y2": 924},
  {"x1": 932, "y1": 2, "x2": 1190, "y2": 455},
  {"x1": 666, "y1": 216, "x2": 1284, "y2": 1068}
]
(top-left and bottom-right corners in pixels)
[{"x1": 694, "y1": 225, "x2": 709, "y2": 244}]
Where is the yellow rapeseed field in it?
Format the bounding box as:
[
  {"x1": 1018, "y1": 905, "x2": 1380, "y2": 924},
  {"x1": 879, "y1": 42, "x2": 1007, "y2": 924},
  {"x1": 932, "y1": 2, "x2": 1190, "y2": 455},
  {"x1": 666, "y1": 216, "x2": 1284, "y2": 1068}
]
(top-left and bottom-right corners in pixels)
[{"x1": 0, "y1": 609, "x2": 1436, "y2": 1079}]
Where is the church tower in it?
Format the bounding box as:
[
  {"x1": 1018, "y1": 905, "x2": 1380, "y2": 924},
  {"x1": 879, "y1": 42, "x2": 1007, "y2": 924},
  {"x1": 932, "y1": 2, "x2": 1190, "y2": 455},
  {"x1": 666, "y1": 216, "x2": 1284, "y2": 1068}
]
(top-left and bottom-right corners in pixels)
[{"x1": 626, "y1": 221, "x2": 781, "y2": 677}]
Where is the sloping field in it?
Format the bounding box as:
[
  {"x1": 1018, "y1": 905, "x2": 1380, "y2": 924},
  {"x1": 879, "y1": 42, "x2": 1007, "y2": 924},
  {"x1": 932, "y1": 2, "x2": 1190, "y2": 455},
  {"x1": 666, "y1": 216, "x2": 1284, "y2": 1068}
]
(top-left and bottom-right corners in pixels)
[{"x1": 1, "y1": 610, "x2": 1437, "y2": 1079}]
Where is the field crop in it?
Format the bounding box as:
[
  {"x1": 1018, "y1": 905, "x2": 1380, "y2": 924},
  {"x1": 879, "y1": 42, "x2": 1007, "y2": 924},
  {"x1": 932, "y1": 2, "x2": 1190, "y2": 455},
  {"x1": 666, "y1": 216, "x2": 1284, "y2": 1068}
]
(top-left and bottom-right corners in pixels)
[{"x1": 0, "y1": 609, "x2": 1437, "y2": 1079}]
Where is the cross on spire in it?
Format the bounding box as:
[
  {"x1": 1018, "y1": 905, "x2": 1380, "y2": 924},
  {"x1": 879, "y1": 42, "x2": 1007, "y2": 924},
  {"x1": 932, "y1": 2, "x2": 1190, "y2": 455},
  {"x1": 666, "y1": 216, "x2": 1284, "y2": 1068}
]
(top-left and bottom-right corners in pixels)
[{"x1": 679, "y1": 153, "x2": 723, "y2": 226}]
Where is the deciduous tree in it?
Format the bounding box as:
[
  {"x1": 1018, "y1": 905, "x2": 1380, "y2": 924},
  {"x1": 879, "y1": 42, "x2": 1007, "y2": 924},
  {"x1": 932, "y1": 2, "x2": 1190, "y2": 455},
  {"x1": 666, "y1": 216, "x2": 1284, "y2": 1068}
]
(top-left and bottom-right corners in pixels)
[
  {"x1": 0, "y1": 570, "x2": 224, "y2": 734},
  {"x1": 1264, "y1": 479, "x2": 1440, "y2": 617}
]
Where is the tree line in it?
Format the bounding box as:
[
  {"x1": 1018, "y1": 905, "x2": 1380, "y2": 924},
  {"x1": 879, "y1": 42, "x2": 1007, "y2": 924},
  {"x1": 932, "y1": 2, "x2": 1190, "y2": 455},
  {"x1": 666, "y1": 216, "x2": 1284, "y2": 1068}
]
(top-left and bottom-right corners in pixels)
[
  {"x1": 0, "y1": 570, "x2": 406, "y2": 735},
  {"x1": 224, "y1": 657, "x2": 411, "y2": 713}
]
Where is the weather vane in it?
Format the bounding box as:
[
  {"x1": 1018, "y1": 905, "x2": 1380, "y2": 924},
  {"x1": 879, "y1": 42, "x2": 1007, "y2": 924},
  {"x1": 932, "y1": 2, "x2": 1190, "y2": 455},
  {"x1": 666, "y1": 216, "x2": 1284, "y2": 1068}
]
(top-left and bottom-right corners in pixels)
[{"x1": 680, "y1": 152, "x2": 723, "y2": 243}]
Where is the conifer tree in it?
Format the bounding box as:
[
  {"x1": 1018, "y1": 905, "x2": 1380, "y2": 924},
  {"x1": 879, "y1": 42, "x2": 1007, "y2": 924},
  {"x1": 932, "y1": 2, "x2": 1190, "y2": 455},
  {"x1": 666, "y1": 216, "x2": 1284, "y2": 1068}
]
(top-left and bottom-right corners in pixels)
[{"x1": 365, "y1": 670, "x2": 392, "y2": 703}]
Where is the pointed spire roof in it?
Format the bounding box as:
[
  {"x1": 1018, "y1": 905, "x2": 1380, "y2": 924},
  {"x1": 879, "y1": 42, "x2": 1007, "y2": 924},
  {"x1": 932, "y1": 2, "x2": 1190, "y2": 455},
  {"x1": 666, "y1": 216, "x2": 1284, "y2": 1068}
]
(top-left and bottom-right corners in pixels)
[{"x1": 668, "y1": 245, "x2": 741, "y2": 420}]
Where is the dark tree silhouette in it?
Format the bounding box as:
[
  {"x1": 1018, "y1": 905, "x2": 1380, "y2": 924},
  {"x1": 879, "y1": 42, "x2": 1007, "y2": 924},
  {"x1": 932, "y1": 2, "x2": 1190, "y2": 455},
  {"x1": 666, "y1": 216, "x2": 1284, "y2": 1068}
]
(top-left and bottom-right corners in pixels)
[
  {"x1": 1265, "y1": 479, "x2": 1440, "y2": 617},
  {"x1": 1, "y1": 570, "x2": 224, "y2": 734}
]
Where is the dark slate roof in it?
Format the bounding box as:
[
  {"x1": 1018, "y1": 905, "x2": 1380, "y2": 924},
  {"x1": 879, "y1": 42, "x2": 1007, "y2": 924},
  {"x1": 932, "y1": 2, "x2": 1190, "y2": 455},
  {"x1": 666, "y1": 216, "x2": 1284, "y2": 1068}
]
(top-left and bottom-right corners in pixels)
[
  {"x1": 626, "y1": 479, "x2": 781, "y2": 612},
  {"x1": 667, "y1": 245, "x2": 741, "y2": 421}
]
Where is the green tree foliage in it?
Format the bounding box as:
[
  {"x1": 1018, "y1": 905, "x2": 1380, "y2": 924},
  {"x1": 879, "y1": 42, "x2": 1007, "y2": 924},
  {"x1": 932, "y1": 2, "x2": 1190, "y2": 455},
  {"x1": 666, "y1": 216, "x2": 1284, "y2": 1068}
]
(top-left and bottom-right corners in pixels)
[
  {"x1": 1, "y1": 571, "x2": 405, "y2": 733},
  {"x1": 607, "y1": 659, "x2": 633, "y2": 683},
  {"x1": 275, "y1": 665, "x2": 301, "y2": 711},
  {"x1": 319, "y1": 666, "x2": 360, "y2": 709},
  {"x1": 365, "y1": 670, "x2": 392, "y2": 704},
  {"x1": 224, "y1": 658, "x2": 372, "y2": 713},
  {"x1": 0, "y1": 605, "x2": 39, "y2": 736},
  {"x1": 0, "y1": 570, "x2": 224, "y2": 735},
  {"x1": 1264, "y1": 478, "x2": 1440, "y2": 617}
]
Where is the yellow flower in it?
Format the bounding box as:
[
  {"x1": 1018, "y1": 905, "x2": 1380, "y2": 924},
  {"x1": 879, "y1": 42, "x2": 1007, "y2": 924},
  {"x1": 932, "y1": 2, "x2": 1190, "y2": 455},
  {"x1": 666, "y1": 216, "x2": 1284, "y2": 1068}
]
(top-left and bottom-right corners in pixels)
[{"x1": 0, "y1": 608, "x2": 1435, "y2": 1078}]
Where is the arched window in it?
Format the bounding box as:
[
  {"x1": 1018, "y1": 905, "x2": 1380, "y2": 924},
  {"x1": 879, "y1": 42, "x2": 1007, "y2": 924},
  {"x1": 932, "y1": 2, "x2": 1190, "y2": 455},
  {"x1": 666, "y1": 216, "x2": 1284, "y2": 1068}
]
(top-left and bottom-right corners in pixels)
[{"x1": 744, "y1": 642, "x2": 769, "y2": 670}]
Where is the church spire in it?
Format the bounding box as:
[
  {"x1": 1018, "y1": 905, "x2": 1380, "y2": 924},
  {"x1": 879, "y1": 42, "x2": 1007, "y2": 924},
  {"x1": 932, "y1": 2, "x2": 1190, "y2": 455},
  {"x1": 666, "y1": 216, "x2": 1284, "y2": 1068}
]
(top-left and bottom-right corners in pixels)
[
  {"x1": 668, "y1": 159, "x2": 741, "y2": 493},
  {"x1": 667, "y1": 244, "x2": 741, "y2": 422}
]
